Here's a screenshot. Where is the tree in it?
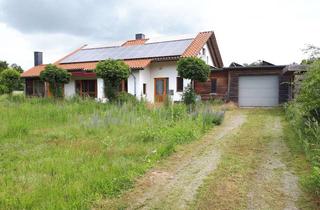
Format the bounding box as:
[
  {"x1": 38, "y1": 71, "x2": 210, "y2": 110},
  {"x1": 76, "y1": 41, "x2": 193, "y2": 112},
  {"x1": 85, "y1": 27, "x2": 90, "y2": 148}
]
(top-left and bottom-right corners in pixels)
[
  {"x1": 177, "y1": 57, "x2": 210, "y2": 86},
  {"x1": 40, "y1": 64, "x2": 71, "y2": 98},
  {"x1": 10, "y1": 63, "x2": 23, "y2": 73},
  {"x1": 301, "y1": 44, "x2": 320, "y2": 64},
  {"x1": 0, "y1": 60, "x2": 9, "y2": 73},
  {"x1": 94, "y1": 59, "x2": 130, "y2": 100},
  {"x1": 0, "y1": 69, "x2": 20, "y2": 95},
  {"x1": 297, "y1": 60, "x2": 320, "y2": 121}
]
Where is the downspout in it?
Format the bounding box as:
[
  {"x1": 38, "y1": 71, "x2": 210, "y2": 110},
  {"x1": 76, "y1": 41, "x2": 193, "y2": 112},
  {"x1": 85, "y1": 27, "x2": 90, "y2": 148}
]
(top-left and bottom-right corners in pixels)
[{"x1": 131, "y1": 71, "x2": 136, "y2": 96}]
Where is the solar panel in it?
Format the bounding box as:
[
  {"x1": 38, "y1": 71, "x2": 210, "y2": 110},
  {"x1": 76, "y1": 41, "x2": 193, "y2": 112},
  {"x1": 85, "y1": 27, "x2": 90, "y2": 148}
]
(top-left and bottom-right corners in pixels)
[{"x1": 60, "y1": 39, "x2": 193, "y2": 63}]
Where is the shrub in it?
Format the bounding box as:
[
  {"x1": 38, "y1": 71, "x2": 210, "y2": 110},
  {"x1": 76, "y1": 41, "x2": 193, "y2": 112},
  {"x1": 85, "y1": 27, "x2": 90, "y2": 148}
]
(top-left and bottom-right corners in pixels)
[
  {"x1": 285, "y1": 60, "x2": 320, "y2": 201},
  {"x1": 296, "y1": 60, "x2": 320, "y2": 121},
  {"x1": 40, "y1": 64, "x2": 71, "y2": 98},
  {"x1": 0, "y1": 69, "x2": 21, "y2": 95},
  {"x1": 182, "y1": 85, "x2": 197, "y2": 107},
  {"x1": 94, "y1": 59, "x2": 130, "y2": 101}
]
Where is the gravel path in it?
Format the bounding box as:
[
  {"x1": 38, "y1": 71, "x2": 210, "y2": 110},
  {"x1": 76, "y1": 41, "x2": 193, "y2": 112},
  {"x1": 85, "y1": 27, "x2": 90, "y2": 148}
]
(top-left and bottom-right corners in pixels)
[
  {"x1": 98, "y1": 111, "x2": 246, "y2": 209},
  {"x1": 247, "y1": 117, "x2": 301, "y2": 210}
]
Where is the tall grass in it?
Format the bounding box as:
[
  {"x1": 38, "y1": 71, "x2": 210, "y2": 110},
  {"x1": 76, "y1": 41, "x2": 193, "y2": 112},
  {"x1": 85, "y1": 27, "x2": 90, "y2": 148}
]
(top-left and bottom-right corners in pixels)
[{"x1": 0, "y1": 95, "x2": 222, "y2": 209}]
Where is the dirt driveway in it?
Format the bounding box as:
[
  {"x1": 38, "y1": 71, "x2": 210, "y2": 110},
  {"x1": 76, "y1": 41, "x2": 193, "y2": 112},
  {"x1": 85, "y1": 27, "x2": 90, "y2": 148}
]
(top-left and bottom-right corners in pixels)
[{"x1": 97, "y1": 109, "x2": 309, "y2": 210}]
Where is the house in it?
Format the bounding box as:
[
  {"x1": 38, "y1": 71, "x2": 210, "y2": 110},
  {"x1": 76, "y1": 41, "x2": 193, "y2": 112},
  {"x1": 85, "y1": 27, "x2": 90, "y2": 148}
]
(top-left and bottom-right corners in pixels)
[
  {"x1": 21, "y1": 31, "x2": 294, "y2": 107},
  {"x1": 21, "y1": 31, "x2": 223, "y2": 103}
]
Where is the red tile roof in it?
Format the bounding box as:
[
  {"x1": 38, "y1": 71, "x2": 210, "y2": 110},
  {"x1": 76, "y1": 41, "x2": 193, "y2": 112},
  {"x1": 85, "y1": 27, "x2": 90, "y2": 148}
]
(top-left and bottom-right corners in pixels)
[
  {"x1": 182, "y1": 31, "x2": 213, "y2": 57},
  {"x1": 122, "y1": 39, "x2": 148, "y2": 47},
  {"x1": 21, "y1": 64, "x2": 46, "y2": 78},
  {"x1": 21, "y1": 59, "x2": 152, "y2": 78}
]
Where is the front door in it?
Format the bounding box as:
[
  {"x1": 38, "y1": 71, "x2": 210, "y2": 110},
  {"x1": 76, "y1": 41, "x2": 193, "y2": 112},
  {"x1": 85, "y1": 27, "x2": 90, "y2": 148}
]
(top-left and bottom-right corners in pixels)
[{"x1": 154, "y1": 78, "x2": 169, "y2": 102}]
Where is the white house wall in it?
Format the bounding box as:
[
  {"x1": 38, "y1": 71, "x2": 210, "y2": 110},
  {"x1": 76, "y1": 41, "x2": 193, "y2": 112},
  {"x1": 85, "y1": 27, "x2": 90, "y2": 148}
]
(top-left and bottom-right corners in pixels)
[
  {"x1": 127, "y1": 70, "x2": 140, "y2": 99},
  {"x1": 148, "y1": 61, "x2": 191, "y2": 102},
  {"x1": 97, "y1": 78, "x2": 105, "y2": 100},
  {"x1": 64, "y1": 79, "x2": 76, "y2": 98},
  {"x1": 139, "y1": 67, "x2": 151, "y2": 100},
  {"x1": 198, "y1": 43, "x2": 214, "y2": 67}
]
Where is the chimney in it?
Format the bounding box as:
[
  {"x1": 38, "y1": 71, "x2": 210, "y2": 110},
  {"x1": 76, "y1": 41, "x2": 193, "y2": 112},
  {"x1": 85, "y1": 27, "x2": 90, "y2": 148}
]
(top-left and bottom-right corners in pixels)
[
  {"x1": 34, "y1": 51, "x2": 43, "y2": 66},
  {"x1": 135, "y1": 33, "x2": 145, "y2": 40}
]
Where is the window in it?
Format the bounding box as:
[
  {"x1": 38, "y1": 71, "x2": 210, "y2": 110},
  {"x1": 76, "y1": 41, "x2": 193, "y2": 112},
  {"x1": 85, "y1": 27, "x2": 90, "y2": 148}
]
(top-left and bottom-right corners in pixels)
[
  {"x1": 176, "y1": 77, "x2": 183, "y2": 92},
  {"x1": 76, "y1": 80, "x2": 97, "y2": 97},
  {"x1": 211, "y1": 79, "x2": 217, "y2": 94},
  {"x1": 143, "y1": 83, "x2": 146, "y2": 95},
  {"x1": 25, "y1": 79, "x2": 44, "y2": 97},
  {"x1": 202, "y1": 47, "x2": 206, "y2": 55}
]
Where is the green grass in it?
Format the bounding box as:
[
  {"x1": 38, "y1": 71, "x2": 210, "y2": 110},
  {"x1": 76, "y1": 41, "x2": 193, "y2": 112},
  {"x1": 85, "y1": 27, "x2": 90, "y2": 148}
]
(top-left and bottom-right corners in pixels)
[{"x1": 0, "y1": 96, "x2": 219, "y2": 210}]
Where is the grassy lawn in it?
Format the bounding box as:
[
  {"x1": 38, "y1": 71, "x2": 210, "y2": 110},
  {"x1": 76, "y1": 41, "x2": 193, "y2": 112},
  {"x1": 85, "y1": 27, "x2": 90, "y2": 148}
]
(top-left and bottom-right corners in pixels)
[
  {"x1": 192, "y1": 109, "x2": 316, "y2": 210},
  {"x1": 0, "y1": 96, "x2": 222, "y2": 209}
]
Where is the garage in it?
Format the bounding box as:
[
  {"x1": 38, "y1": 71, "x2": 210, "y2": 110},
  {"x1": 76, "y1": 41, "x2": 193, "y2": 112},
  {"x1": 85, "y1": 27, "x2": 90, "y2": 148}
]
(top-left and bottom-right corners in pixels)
[{"x1": 238, "y1": 75, "x2": 279, "y2": 107}]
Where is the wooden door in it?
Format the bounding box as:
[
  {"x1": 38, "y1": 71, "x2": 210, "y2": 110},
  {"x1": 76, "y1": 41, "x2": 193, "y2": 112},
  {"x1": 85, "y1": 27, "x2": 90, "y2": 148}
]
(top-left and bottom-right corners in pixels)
[{"x1": 154, "y1": 78, "x2": 168, "y2": 102}]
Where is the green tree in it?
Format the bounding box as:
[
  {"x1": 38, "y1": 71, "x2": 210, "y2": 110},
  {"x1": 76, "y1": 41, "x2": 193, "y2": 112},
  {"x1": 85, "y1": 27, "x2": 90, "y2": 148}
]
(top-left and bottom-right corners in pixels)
[
  {"x1": 177, "y1": 57, "x2": 210, "y2": 85},
  {"x1": 0, "y1": 69, "x2": 20, "y2": 95},
  {"x1": 297, "y1": 60, "x2": 320, "y2": 120},
  {"x1": 10, "y1": 63, "x2": 23, "y2": 73},
  {"x1": 94, "y1": 59, "x2": 130, "y2": 101},
  {"x1": 0, "y1": 60, "x2": 9, "y2": 73},
  {"x1": 301, "y1": 44, "x2": 320, "y2": 64},
  {"x1": 40, "y1": 64, "x2": 71, "y2": 98}
]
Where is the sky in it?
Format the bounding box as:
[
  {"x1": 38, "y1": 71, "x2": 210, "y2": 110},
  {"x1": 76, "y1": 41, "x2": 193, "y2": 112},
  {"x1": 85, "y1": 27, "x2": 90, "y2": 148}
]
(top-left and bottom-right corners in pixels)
[{"x1": 0, "y1": 0, "x2": 319, "y2": 70}]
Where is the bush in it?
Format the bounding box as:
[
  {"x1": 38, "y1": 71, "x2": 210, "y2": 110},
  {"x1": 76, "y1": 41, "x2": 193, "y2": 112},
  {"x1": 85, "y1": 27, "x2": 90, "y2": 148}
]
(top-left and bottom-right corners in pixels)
[
  {"x1": 0, "y1": 69, "x2": 20, "y2": 95},
  {"x1": 40, "y1": 64, "x2": 71, "y2": 98},
  {"x1": 182, "y1": 85, "x2": 197, "y2": 107},
  {"x1": 94, "y1": 59, "x2": 130, "y2": 101},
  {"x1": 296, "y1": 60, "x2": 320, "y2": 121},
  {"x1": 285, "y1": 60, "x2": 320, "y2": 200}
]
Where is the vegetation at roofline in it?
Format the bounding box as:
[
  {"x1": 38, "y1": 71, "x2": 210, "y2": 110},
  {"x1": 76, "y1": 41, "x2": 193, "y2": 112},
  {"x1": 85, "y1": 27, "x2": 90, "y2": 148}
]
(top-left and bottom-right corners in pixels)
[
  {"x1": 0, "y1": 95, "x2": 224, "y2": 209},
  {"x1": 40, "y1": 64, "x2": 71, "y2": 98},
  {"x1": 94, "y1": 59, "x2": 130, "y2": 101}
]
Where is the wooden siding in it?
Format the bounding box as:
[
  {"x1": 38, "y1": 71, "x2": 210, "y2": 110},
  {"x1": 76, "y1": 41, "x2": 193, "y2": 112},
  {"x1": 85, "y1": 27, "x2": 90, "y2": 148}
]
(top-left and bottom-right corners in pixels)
[
  {"x1": 228, "y1": 68, "x2": 293, "y2": 104},
  {"x1": 195, "y1": 71, "x2": 228, "y2": 100},
  {"x1": 195, "y1": 67, "x2": 294, "y2": 104}
]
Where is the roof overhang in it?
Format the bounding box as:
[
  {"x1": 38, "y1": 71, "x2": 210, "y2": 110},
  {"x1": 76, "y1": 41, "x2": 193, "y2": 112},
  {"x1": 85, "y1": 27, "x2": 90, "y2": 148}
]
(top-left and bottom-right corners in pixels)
[{"x1": 21, "y1": 59, "x2": 152, "y2": 78}]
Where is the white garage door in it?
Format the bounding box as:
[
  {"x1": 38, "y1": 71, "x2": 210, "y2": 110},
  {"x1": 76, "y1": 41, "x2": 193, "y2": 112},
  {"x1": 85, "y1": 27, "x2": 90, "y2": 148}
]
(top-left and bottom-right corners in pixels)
[{"x1": 239, "y1": 75, "x2": 279, "y2": 107}]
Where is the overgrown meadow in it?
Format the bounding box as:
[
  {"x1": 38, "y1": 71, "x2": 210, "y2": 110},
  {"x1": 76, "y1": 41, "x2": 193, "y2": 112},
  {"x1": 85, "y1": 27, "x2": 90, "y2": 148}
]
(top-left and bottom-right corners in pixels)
[{"x1": 0, "y1": 95, "x2": 223, "y2": 209}]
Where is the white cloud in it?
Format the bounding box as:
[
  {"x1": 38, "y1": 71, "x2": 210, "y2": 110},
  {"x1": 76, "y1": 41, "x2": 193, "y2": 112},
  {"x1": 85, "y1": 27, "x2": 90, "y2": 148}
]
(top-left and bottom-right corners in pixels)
[{"x1": 0, "y1": 0, "x2": 319, "y2": 70}]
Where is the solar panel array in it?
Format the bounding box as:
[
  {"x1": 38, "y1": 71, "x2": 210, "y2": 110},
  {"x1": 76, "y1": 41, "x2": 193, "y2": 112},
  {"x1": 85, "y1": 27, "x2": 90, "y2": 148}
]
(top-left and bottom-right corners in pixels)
[{"x1": 60, "y1": 39, "x2": 193, "y2": 63}]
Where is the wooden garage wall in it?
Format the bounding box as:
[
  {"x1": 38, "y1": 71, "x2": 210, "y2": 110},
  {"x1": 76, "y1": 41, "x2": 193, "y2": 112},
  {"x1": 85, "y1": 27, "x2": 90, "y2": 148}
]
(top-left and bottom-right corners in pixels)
[
  {"x1": 228, "y1": 68, "x2": 293, "y2": 104},
  {"x1": 195, "y1": 71, "x2": 228, "y2": 100}
]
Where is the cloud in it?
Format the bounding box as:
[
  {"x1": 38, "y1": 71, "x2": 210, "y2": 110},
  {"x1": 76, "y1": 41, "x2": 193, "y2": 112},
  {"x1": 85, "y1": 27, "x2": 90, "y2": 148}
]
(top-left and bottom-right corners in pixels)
[{"x1": 0, "y1": 0, "x2": 203, "y2": 40}]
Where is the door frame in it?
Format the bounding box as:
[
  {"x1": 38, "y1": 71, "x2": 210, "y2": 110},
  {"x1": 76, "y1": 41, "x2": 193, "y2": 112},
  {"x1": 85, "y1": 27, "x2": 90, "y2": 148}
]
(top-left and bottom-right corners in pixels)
[{"x1": 154, "y1": 77, "x2": 169, "y2": 102}]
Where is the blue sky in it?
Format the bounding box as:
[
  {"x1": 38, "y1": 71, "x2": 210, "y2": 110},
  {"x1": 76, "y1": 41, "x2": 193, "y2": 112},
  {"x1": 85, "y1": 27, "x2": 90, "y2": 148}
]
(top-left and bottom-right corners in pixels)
[{"x1": 0, "y1": 0, "x2": 319, "y2": 70}]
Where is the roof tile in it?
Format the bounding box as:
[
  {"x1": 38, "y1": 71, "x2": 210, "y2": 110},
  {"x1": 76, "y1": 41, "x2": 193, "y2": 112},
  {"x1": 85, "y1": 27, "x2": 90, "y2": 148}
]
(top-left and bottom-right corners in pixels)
[
  {"x1": 182, "y1": 31, "x2": 213, "y2": 57},
  {"x1": 21, "y1": 59, "x2": 152, "y2": 78}
]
